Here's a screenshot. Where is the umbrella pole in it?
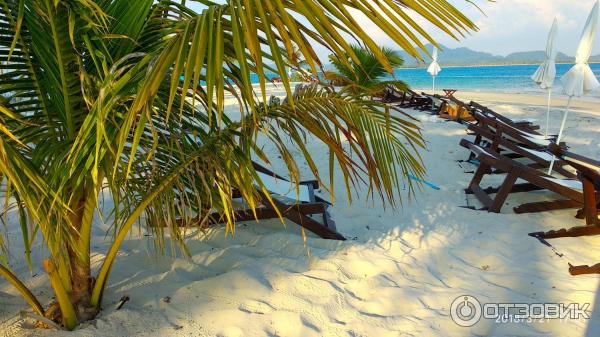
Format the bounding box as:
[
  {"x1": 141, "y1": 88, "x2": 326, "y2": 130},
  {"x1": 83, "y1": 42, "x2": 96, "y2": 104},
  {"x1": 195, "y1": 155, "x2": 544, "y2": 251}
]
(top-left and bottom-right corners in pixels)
[
  {"x1": 547, "y1": 96, "x2": 573, "y2": 174},
  {"x1": 556, "y1": 96, "x2": 572, "y2": 144},
  {"x1": 545, "y1": 89, "x2": 552, "y2": 138},
  {"x1": 430, "y1": 77, "x2": 436, "y2": 110}
]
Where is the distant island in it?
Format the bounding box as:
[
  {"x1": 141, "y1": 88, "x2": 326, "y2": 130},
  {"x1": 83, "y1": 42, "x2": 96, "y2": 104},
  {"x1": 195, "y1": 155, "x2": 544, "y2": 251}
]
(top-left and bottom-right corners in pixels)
[
  {"x1": 319, "y1": 44, "x2": 599, "y2": 70},
  {"x1": 395, "y1": 44, "x2": 600, "y2": 68}
]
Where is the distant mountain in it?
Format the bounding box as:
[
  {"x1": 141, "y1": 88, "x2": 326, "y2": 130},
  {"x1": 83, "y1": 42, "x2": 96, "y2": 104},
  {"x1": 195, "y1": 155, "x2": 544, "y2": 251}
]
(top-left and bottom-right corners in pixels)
[
  {"x1": 504, "y1": 51, "x2": 573, "y2": 63},
  {"x1": 394, "y1": 44, "x2": 600, "y2": 67},
  {"x1": 398, "y1": 46, "x2": 502, "y2": 67},
  {"x1": 317, "y1": 44, "x2": 600, "y2": 71}
]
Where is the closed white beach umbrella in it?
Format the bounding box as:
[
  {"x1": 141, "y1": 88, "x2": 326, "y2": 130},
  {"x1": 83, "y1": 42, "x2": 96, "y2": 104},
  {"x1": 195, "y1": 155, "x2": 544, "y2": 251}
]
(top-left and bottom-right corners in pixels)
[
  {"x1": 427, "y1": 47, "x2": 442, "y2": 93},
  {"x1": 531, "y1": 18, "x2": 558, "y2": 137},
  {"x1": 549, "y1": 0, "x2": 600, "y2": 174}
]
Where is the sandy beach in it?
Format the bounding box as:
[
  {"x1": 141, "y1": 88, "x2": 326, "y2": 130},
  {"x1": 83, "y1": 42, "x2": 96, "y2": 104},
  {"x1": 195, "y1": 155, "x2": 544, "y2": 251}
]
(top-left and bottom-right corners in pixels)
[
  {"x1": 456, "y1": 91, "x2": 600, "y2": 115},
  {"x1": 1, "y1": 89, "x2": 599, "y2": 337}
]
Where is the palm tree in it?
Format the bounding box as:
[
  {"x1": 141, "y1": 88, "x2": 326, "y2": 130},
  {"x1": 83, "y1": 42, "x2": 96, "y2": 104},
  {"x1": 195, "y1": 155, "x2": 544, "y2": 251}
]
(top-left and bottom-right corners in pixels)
[
  {"x1": 0, "y1": 0, "x2": 481, "y2": 330},
  {"x1": 289, "y1": 45, "x2": 308, "y2": 79},
  {"x1": 326, "y1": 45, "x2": 408, "y2": 97}
]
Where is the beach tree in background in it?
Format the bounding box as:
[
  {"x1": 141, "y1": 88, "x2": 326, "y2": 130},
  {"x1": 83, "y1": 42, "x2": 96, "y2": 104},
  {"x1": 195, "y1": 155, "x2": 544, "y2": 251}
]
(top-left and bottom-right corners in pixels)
[
  {"x1": 0, "y1": 0, "x2": 481, "y2": 330},
  {"x1": 325, "y1": 45, "x2": 408, "y2": 97}
]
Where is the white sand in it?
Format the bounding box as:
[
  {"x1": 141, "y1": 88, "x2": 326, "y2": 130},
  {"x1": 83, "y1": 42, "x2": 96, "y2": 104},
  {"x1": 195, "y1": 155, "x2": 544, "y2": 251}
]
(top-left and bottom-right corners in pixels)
[{"x1": 1, "y1": 88, "x2": 600, "y2": 336}]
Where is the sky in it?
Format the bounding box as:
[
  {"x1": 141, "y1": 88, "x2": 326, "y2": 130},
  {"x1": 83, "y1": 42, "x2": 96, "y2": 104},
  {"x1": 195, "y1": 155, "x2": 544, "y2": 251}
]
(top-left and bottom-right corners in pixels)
[
  {"x1": 186, "y1": 0, "x2": 600, "y2": 59},
  {"x1": 351, "y1": 0, "x2": 600, "y2": 57}
]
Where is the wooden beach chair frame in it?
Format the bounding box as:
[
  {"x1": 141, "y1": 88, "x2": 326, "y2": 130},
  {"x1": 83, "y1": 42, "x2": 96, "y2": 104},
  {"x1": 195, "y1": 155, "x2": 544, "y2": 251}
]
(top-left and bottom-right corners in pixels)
[
  {"x1": 438, "y1": 96, "x2": 475, "y2": 122},
  {"x1": 402, "y1": 89, "x2": 430, "y2": 109},
  {"x1": 381, "y1": 86, "x2": 407, "y2": 105},
  {"x1": 179, "y1": 162, "x2": 345, "y2": 240},
  {"x1": 470, "y1": 101, "x2": 540, "y2": 132},
  {"x1": 465, "y1": 113, "x2": 575, "y2": 178},
  {"x1": 470, "y1": 110, "x2": 553, "y2": 150},
  {"x1": 528, "y1": 146, "x2": 600, "y2": 235},
  {"x1": 419, "y1": 92, "x2": 447, "y2": 114},
  {"x1": 528, "y1": 145, "x2": 600, "y2": 275},
  {"x1": 460, "y1": 139, "x2": 587, "y2": 214},
  {"x1": 233, "y1": 162, "x2": 345, "y2": 240},
  {"x1": 382, "y1": 88, "x2": 432, "y2": 110}
]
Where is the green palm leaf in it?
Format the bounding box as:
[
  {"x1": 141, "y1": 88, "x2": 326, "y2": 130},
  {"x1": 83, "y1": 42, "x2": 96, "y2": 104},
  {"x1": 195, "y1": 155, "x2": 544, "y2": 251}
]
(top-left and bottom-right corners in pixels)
[
  {"x1": 0, "y1": 0, "x2": 484, "y2": 329},
  {"x1": 326, "y1": 44, "x2": 408, "y2": 97}
]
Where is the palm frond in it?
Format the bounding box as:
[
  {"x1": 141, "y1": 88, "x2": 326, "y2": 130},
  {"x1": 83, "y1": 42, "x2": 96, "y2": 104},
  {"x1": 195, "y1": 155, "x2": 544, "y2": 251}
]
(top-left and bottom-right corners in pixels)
[
  {"x1": 0, "y1": 0, "x2": 484, "y2": 328},
  {"x1": 327, "y1": 44, "x2": 407, "y2": 97}
]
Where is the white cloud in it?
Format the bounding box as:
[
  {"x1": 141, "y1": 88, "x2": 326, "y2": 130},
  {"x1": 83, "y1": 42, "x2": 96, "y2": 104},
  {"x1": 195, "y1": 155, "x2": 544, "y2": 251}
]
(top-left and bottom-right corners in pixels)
[
  {"x1": 339, "y1": 0, "x2": 600, "y2": 58},
  {"x1": 433, "y1": 0, "x2": 600, "y2": 56},
  {"x1": 187, "y1": 0, "x2": 600, "y2": 59}
]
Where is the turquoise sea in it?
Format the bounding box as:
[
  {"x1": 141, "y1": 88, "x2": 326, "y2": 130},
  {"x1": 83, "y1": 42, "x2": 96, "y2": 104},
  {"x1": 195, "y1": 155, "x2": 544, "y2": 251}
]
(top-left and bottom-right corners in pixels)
[
  {"x1": 391, "y1": 63, "x2": 600, "y2": 96},
  {"x1": 247, "y1": 64, "x2": 600, "y2": 97}
]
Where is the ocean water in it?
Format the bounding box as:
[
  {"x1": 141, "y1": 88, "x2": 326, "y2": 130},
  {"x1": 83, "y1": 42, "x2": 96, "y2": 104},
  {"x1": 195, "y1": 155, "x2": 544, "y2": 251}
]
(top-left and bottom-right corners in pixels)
[{"x1": 392, "y1": 63, "x2": 600, "y2": 97}]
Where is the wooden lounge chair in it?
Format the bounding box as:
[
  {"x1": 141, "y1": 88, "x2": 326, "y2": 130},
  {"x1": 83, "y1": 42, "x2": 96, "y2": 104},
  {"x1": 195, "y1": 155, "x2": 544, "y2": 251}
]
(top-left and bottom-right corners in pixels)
[
  {"x1": 438, "y1": 96, "x2": 475, "y2": 122},
  {"x1": 470, "y1": 110, "x2": 552, "y2": 149},
  {"x1": 528, "y1": 144, "x2": 600, "y2": 275},
  {"x1": 419, "y1": 92, "x2": 446, "y2": 114},
  {"x1": 179, "y1": 162, "x2": 345, "y2": 240},
  {"x1": 466, "y1": 111, "x2": 575, "y2": 178},
  {"x1": 401, "y1": 90, "x2": 430, "y2": 109},
  {"x1": 236, "y1": 162, "x2": 344, "y2": 240},
  {"x1": 382, "y1": 88, "x2": 428, "y2": 109},
  {"x1": 443, "y1": 89, "x2": 457, "y2": 98},
  {"x1": 381, "y1": 86, "x2": 407, "y2": 105},
  {"x1": 536, "y1": 145, "x2": 600, "y2": 235},
  {"x1": 460, "y1": 139, "x2": 587, "y2": 214},
  {"x1": 462, "y1": 141, "x2": 600, "y2": 275},
  {"x1": 470, "y1": 101, "x2": 539, "y2": 131}
]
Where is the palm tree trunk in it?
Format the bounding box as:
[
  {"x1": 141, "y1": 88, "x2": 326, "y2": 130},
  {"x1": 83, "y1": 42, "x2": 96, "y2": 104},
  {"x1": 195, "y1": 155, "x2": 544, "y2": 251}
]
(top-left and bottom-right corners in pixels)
[
  {"x1": 66, "y1": 195, "x2": 98, "y2": 322},
  {"x1": 68, "y1": 250, "x2": 95, "y2": 320}
]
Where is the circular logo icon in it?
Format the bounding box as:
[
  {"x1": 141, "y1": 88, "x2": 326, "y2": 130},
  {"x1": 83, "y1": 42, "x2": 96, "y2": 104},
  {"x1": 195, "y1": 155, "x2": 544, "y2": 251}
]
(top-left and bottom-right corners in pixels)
[{"x1": 450, "y1": 295, "x2": 482, "y2": 327}]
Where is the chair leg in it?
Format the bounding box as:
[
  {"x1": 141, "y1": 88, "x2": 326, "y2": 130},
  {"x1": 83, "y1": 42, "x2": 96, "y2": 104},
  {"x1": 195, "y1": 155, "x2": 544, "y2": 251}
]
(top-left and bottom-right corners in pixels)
[
  {"x1": 529, "y1": 224, "x2": 600, "y2": 239},
  {"x1": 480, "y1": 183, "x2": 544, "y2": 195},
  {"x1": 466, "y1": 163, "x2": 497, "y2": 210},
  {"x1": 514, "y1": 199, "x2": 582, "y2": 214},
  {"x1": 489, "y1": 170, "x2": 520, "y2": 213},
  {"x1": 466, "y1": 162, "x2": 491, "y2": 193},
  {"x1": 470, "y1": 185, "x2": 494, "y2": 210},
  {"x1": 179, "y1": 203, "x2": 329, "y2": 226},
  {"x1": 473, "y1": 133, "x2": 483, "y2": 146},
  {"x1": 569, "y1": 263, "x2": 600, "y2": 276},
  {"x1": 178, "y1": 202, "x2": 347, "y2": 240},
  {"x1": 582, "y1": 177, "x2": 600, "y2": 226},
  {"x1": 259, "y1": 194, "x2": 346, "y2": 240}
]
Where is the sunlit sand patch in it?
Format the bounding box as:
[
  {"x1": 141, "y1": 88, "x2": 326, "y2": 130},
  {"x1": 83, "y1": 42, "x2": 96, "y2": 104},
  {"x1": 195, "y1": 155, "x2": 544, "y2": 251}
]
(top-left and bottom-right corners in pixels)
[{"x1": 2, "y1": 89, "x2": 600, "y2": 336}]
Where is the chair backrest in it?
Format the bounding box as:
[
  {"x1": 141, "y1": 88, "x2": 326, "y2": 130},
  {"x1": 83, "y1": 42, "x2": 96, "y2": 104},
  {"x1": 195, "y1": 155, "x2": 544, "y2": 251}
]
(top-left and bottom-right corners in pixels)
[
  {"x1": 549, "y1": 144, "x2": 600, "y2": 181},
  {"x1": 471, "y1": 101, "x2": 540, "y2": 134},
  {"x1": 464, "y1": 141, "x2": 499, "y2": 160},
  {"x1": 256, "y1": 171, "x2": 311, "y2": 203},
  {"x1": 462, "y1": 139, "x2": 567, "y2": 183},
  {"x1": 471, "y1": 110, "x2": 550, "y2": 150},
  {"x1": 421, "y1": 92, "x2": 443, "y2": 107},
  {"x1": 408, "y1": 89, "x2": 423, "y2": 98},
  {"x1": 445, "y1": 95, "x2": 469, "y2": 108},
  {"x1": 548, "y1": 144, "x2": 600, "y2": 225},
  {"x1": 494, "y1": 119, "x2": 550, "y2": 145}
]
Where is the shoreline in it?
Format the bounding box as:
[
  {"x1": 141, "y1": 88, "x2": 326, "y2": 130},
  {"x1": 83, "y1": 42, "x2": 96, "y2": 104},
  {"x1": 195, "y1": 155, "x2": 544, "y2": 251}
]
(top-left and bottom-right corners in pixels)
[
  {"x1": 453, "y1": 90, "x2": 600, "y2": 113},
  {"x1": 409, "y1": 89, "x2": 600, "y2": 112},
  {"x1": 244, "y1": 83, "x2": 600, "y2": 112},
  {"x1": 398, "y1": 62, "x2": 600, "y2": 70}
]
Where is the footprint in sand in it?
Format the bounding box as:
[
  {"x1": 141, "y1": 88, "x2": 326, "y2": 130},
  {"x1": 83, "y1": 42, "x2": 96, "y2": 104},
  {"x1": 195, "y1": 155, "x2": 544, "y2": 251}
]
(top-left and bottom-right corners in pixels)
[
  {"x1": 238, "y1": 300, "x2": 275, "y2": 315},
  {"x1": 217, "y1": 326, "x2": 244, "y2": 337}
]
